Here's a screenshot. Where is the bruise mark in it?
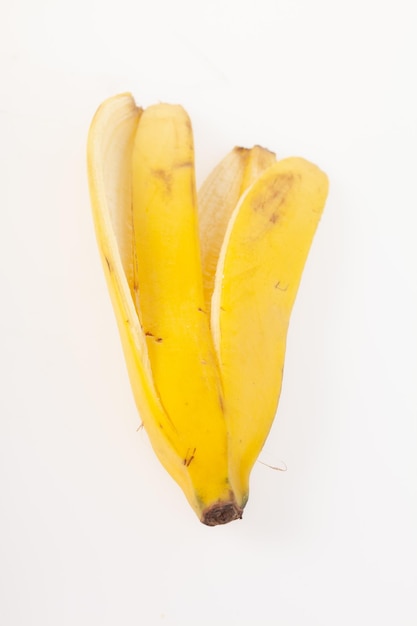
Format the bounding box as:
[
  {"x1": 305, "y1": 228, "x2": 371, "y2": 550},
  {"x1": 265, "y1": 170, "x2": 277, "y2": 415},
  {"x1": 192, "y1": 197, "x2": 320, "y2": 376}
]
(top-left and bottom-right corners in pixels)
[
  {"x1": 198, "y1": 307, "x2": 207, "y2": 314},
  {"x1": 175, "y1": 160, "x2": 193, "y2": 169},
  {"x1": 201, "y1": 359, "x2": 207, "y2": 365},
  {"x1": 104, "y1": 255, "x2": 112, "y2": 272},
  {"x1": 274, "y1": 281, "x2": 288, "y2": 291},
  {"x1": 218, "y1": 393, "x2": 225, "y2": 412},
  {"x1": 183, "y1": 447, "x2": 197, "y2": 467},
  {"x1": 252, "y1": 173, "x2": 294, "y2": 218},
  {"x1": 152, "y1": 168, "x2": 172, "y2": 191},
  {"x1": 220, "y1": 306, "x2": 226, "y2": 312},
  {"x1": 155, "y1": 337, "x2": 163, "y2": 343}
]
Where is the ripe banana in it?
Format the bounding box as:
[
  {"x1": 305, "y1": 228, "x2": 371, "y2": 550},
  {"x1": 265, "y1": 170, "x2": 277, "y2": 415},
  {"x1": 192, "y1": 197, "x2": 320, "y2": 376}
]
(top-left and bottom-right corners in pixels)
[{"x1": 87, "y1": 92, "x2": 328, "y2": 525}]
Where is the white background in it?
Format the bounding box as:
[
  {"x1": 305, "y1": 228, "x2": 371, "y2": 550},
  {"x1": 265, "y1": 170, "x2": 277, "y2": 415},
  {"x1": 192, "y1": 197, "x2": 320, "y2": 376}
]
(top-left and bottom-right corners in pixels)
[{"x1": 1, "y1": 1, "x2": 416, "y2": 624}]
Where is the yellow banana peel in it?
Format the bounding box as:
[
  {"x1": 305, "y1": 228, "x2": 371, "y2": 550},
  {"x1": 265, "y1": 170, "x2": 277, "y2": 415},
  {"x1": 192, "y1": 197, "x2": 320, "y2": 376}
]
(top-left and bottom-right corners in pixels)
[{"x1": 87, "y1": 92, "x2": 329, "y2": 525}]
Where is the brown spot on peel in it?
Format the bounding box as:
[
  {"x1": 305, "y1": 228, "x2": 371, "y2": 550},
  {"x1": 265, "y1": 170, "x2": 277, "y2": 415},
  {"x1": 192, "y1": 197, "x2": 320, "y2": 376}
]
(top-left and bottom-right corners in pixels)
[
  {"x1": 274, "y1": 281, "x2": 288, "y2": 291},
  {"x1": 145, "y1": 331, "x2": 163, "y2": 343},
  {"x1": 183, "y1": 447, "x2": 197, "y2": 467},
  {"x1": 252, "y1": 172, "x2": 294, "y2": 217},
  {"x1": 152, "y1": 168, "x2": 172, "y2": 190}
]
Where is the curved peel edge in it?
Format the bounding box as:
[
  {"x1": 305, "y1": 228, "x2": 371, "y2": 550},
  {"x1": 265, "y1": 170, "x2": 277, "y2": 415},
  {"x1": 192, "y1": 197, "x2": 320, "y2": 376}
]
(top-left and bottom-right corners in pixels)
[
  {"x1": 211, "y1": 157, "x2": 329, "y2": 498},
  {"x1": 86, "y1": 93, "x2": 200, "y2": 515}
]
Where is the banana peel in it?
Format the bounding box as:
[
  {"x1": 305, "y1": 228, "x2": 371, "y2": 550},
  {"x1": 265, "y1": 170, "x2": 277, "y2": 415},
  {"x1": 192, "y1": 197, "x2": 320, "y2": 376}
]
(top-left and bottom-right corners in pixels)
[{"x1": 87, "y1": 92, "x2": 329, "y2": 525}]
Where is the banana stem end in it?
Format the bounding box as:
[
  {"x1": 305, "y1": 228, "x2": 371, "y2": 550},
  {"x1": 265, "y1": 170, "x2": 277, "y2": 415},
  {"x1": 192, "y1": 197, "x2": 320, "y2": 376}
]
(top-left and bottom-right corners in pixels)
[{"x1": 201, "y1": 501, "x2": 243, "y2": 526}]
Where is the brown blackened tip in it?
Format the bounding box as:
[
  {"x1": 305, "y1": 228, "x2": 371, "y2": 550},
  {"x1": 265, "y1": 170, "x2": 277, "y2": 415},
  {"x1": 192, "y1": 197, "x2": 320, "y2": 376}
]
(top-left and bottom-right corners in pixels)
[{"x1": 201, "y1": 501, "x2": 243, "y2": 526}]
